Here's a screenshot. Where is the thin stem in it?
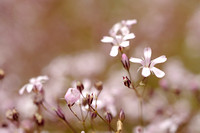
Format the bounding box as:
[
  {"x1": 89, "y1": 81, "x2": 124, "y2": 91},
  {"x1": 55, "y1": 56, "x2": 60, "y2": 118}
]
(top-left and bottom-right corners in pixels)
[
  {"x1": 89, "y1": 105, "x2": 116, "y2": 132},
  {"x1": 62, "y1": 119, "x2": 78, "y2": 133},
  {"x1": 69, "y1": 106, "x2": 81, "y2": 121},
  {"x1": 79, "y1": 104, "x2": 86, "y2": 131},
  {"x1": 127, "y1": 70, "x2": 141, "y2": 97}
]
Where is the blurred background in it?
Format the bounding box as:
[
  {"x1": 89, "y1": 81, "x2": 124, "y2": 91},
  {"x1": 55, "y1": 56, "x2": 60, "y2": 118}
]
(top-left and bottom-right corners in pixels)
[{"x1": 1, "y1": 0, "x2": 200, "y2": 132}]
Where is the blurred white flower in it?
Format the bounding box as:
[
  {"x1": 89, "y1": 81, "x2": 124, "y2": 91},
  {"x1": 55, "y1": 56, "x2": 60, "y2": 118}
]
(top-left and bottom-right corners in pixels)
[
  {"x1": 130, "y1": 47, "x2": 167, "y2": 78},
  {"x1": 19, "y1": 75, "x2": 49, "y2": 95},
  {"x1": 101, "y1": 19, "x2": 136, "y2": 57}
]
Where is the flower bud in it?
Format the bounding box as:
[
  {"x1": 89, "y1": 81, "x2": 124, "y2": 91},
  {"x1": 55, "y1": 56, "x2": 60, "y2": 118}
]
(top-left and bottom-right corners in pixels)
[
  {"x1": 90, "y1": 111, "x2": 97, "y2": 119},
  {"x1": 105, "y1": 112, "x2": 112, "y2": 123},
  {"x1": 94, "y1": 81, "x2": 103, "y2": 91},
  {"x1": 55, "y1": 106, "x2": 65, "y2": 120},
  {"x1": 117, "y1": 119, "x2": 123, "y2": 132},
  {"x1": 121, "y1": 54, "x2": 130, "y2": 70},
  {"x1": 86, "y1": 94, "x2": 93, "y2": 105},
  {"x1": 6, "y1": 108, "x2": 19, "y2": 122},
  {"x1": 119, "y1": 109, "x2": 125, "y2": 122},
  {"x1": 0, "y1": 69, "x2": 5, "y2": 80},
  {"x1": 76, "y1": 81, "x2": 84, "y2": 93},
  {"x1": 65, "y1": 88, "x2": 80, "y2": 106},
  {"x1": 123, "y1": 76, "x2": 131, "y2": 88},
  {"x1": 34, "y1": 113, "x2": 44, "y2": 126}
]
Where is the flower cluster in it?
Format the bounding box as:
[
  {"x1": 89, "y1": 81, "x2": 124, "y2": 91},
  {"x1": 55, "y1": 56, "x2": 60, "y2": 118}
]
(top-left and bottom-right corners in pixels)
[{"x1": 101, "y1": 19, "x2": 137, "y2": 57}]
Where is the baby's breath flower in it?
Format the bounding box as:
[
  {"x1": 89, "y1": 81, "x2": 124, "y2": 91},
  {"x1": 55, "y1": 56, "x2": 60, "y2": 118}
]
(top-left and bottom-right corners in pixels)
[
  {"x1": 130, "y1": 47, "x2": 167, "y2": 78},
  {"x1": 19, "y1": 75, "x2": 49, "y2": 95},
  {"x1": 101, "y1": 19, "x2": 136, "y2": 57}
]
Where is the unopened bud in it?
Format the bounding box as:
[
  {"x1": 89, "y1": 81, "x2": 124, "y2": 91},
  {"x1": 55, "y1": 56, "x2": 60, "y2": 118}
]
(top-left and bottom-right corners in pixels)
[
  {"x1": 86, "y1": 94, "x2": 93, "y2": 105},
  {"x1": 55, "y1": 106, "x2": 65, "y2": 120},
  {"x1": 76, "y1": 81, "x2": 84, "y2": 93},
  {"x1": 123, "y1": 76, "x2": 131, "y2": 88},
  {"x1": 121, "y1": 54, "x2": 130, "y2": 70},
  {"x1": 117, "y1": 120, "x2": 123, "y2": 132},
  {"x1": 119, "y1": 109, "x2": 125, "y2": 122},
  {"x1": 90, "y1": 111, "x2": 97, "y2": 119},
  {"x1": 34, "y1": 113, "x2": 44, "y2": 126},
  {"x1": 0, "y1": 69, "x2": 5, "y2": 80},
  {"x1": 105, "y1": 112, "x2": 112, "y2": 123},
  {"x1": 94, "y1": 81, "x2": 103, "y2": 91},
  {"x1": 6, "y1": 108, "x2": 19, "y2": 121}
]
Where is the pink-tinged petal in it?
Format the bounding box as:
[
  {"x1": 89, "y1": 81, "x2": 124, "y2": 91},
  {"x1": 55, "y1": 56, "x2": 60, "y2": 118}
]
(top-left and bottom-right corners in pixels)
[
  {"x1": 121, "y1": 27, "x2": 130, "y2": 35},
  {"x1": 109, "y1": 23, "x2": 121, "y2": 36},
  {"x1": 110, "y1": 46, "x2": 119, "y2": 57},
  {"x1": 119, "y1": 41, "x2": 129, "y2": 47},
  {"x1": 19, "y1": 85, "x2": 27, "y2": 95},
  {"x1": 144, "y1": 47, "x2": 152, "y2": 63},
  {"x1": 151, "y1": 67, "x2": 165, "y2": 78},
  {"x1": 26, "y1": 84, "x2": 34, "y2": 93},
  {"x1": 129, "y1": 57, "x2": 143, "y2": 64},
  {"x1": 101, "y1": 36, "x2": 114, "y2": 43},
  {"x1": 123, "y1": 33, "x2": 135, "y2": 40},
  {"x1": 150, "y1": 55, "x2": 167, "y2": 67},
  {"x1": 65, "y1": 88, "x2": 80, "y2": 105},
  {"x1": 126, "y1": 19, "x2": 137, "y2": 26},
  {"x1": 142, "y1": 67, "x2": 151, "y2": 77},
  {"x1": 37, "y1": 76, "x2": 49, "y2": 83}
]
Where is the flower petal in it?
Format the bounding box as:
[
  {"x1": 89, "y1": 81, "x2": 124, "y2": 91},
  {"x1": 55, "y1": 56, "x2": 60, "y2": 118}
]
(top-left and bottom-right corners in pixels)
[
  {"x1": 129, "y1": 57, "x2": 143, "y2": 64},
  {"x1": 37, "y1": 76, "x2": 49, "y2": 83},
  {"x1": 151, "y1": 67, "x2": 165, "y2": 78},
  {"x1": 142, "y1": 67, "x2": 151, "y2": 77},
  {"x1": 19, "y1": 85, "x2": 27, "y2": 95},
  {"x1": 26, "y1": 84, "x2": 34, "y2": 93},
  {"x1": 126, "y1": 19, "x2": 137, "y2": 26},
  {"x1": 110, "y1": 46, "x2": 119, "y2": 57},
  {"x1": 144, "y1": 47, "x2": 152, "y2": 60},
  {"x1": 101, "y1": 36, "x2": 114, "y2": 43},
  {"x1": 119, "y1": 41, "x2": 129, "y2": 47},
  {"x1": 150, "y1": 55, "x2": 167, "y2": 67},
  {"x1": 123, "y1": 33, "x2": 135, "y2": 40}
]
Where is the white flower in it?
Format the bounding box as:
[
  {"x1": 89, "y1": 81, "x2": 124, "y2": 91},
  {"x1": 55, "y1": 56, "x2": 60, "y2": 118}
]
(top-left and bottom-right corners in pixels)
[
  {"x1": 101, "y1": 19, "x2": 136, "y2": 57},
  {"x1": 19, "y1": 76, "x2": 49, "y2": 95},
  {"x1": 129, "y1": 47, "x2": 167, "y2": 78},
  {"x1": 109, "y1": 19, "x2": 137, "y2": 36}
]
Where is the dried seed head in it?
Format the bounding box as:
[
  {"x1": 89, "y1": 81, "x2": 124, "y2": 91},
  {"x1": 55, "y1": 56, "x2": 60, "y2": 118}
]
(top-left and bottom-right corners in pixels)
[
  {"x1": 119, "y1": 109, "x2": 125, "y2": 122},
  {"x1": 55, "y1": 106, "x2": 65, "y2": 120},
  {"x1": 0, "y1": 69, "x2": 5, "y2": 80},
  {"x1": 6, "y1": 108, "x2": 19, "y2": 121},
  {"x1": 121, "y1": 54, "x2": 130, "y2": 70},
  {"x1": 123, "y1": 76, "x2": 131, "y2": 88},
  {"x1": 34, "y1": 113, "x2": 44, "y2": 126},
  {"x1": 105, "y1": 112, "x2": 112, "y2": 123},
  {"x1": 94, "y1": 81, "x2": 103, "y2": 91},
  {"x1": 76, "y1": 81, "x2": 84, "y2": 93}
]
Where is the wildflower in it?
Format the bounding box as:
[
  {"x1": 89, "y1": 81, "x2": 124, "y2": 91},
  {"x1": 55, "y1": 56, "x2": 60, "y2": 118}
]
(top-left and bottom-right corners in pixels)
[
  {"x1": 19, "y1": 75, "x2": 49, "y2": 95},
  {"x1": 65, "y1": 88, "x2": 80, "y2": 106},
  {"x1": 101, "y1": 19, "x2": 136, "y2": 57},
  {"x1": 129, "y1": 47, "x2": 167, "y2": 78}
]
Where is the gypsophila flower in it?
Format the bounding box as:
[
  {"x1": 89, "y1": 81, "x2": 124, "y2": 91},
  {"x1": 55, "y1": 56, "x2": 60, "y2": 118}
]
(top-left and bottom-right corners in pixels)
[
  {"x1": 19, "y1": 75, "x2": 49, "y2": 95},
  {"x1": 101, "y1": 19, "x2": 136, "y2": 57},
  {"x1": 65, "y1": 88, "x2": 80, "y2": 106},
  {"x1": 130, "y1": 47, "x2": 167, "y2": 78}
]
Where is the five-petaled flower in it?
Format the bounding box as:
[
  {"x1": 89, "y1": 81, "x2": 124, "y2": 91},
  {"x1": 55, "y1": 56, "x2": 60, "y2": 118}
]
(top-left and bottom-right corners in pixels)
[
  {"x1": 101, "y1": 19, "x2": 137, "y2": 57},
  {"x1": 129, "y1": 47, "x2": 167, "y2": 78},
  {"x1": 19, "y1": 75, "x2": 49, "y2": 95},
  {"x1": 65, "y1": 88, "x2": 80, "y2": 106}
]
